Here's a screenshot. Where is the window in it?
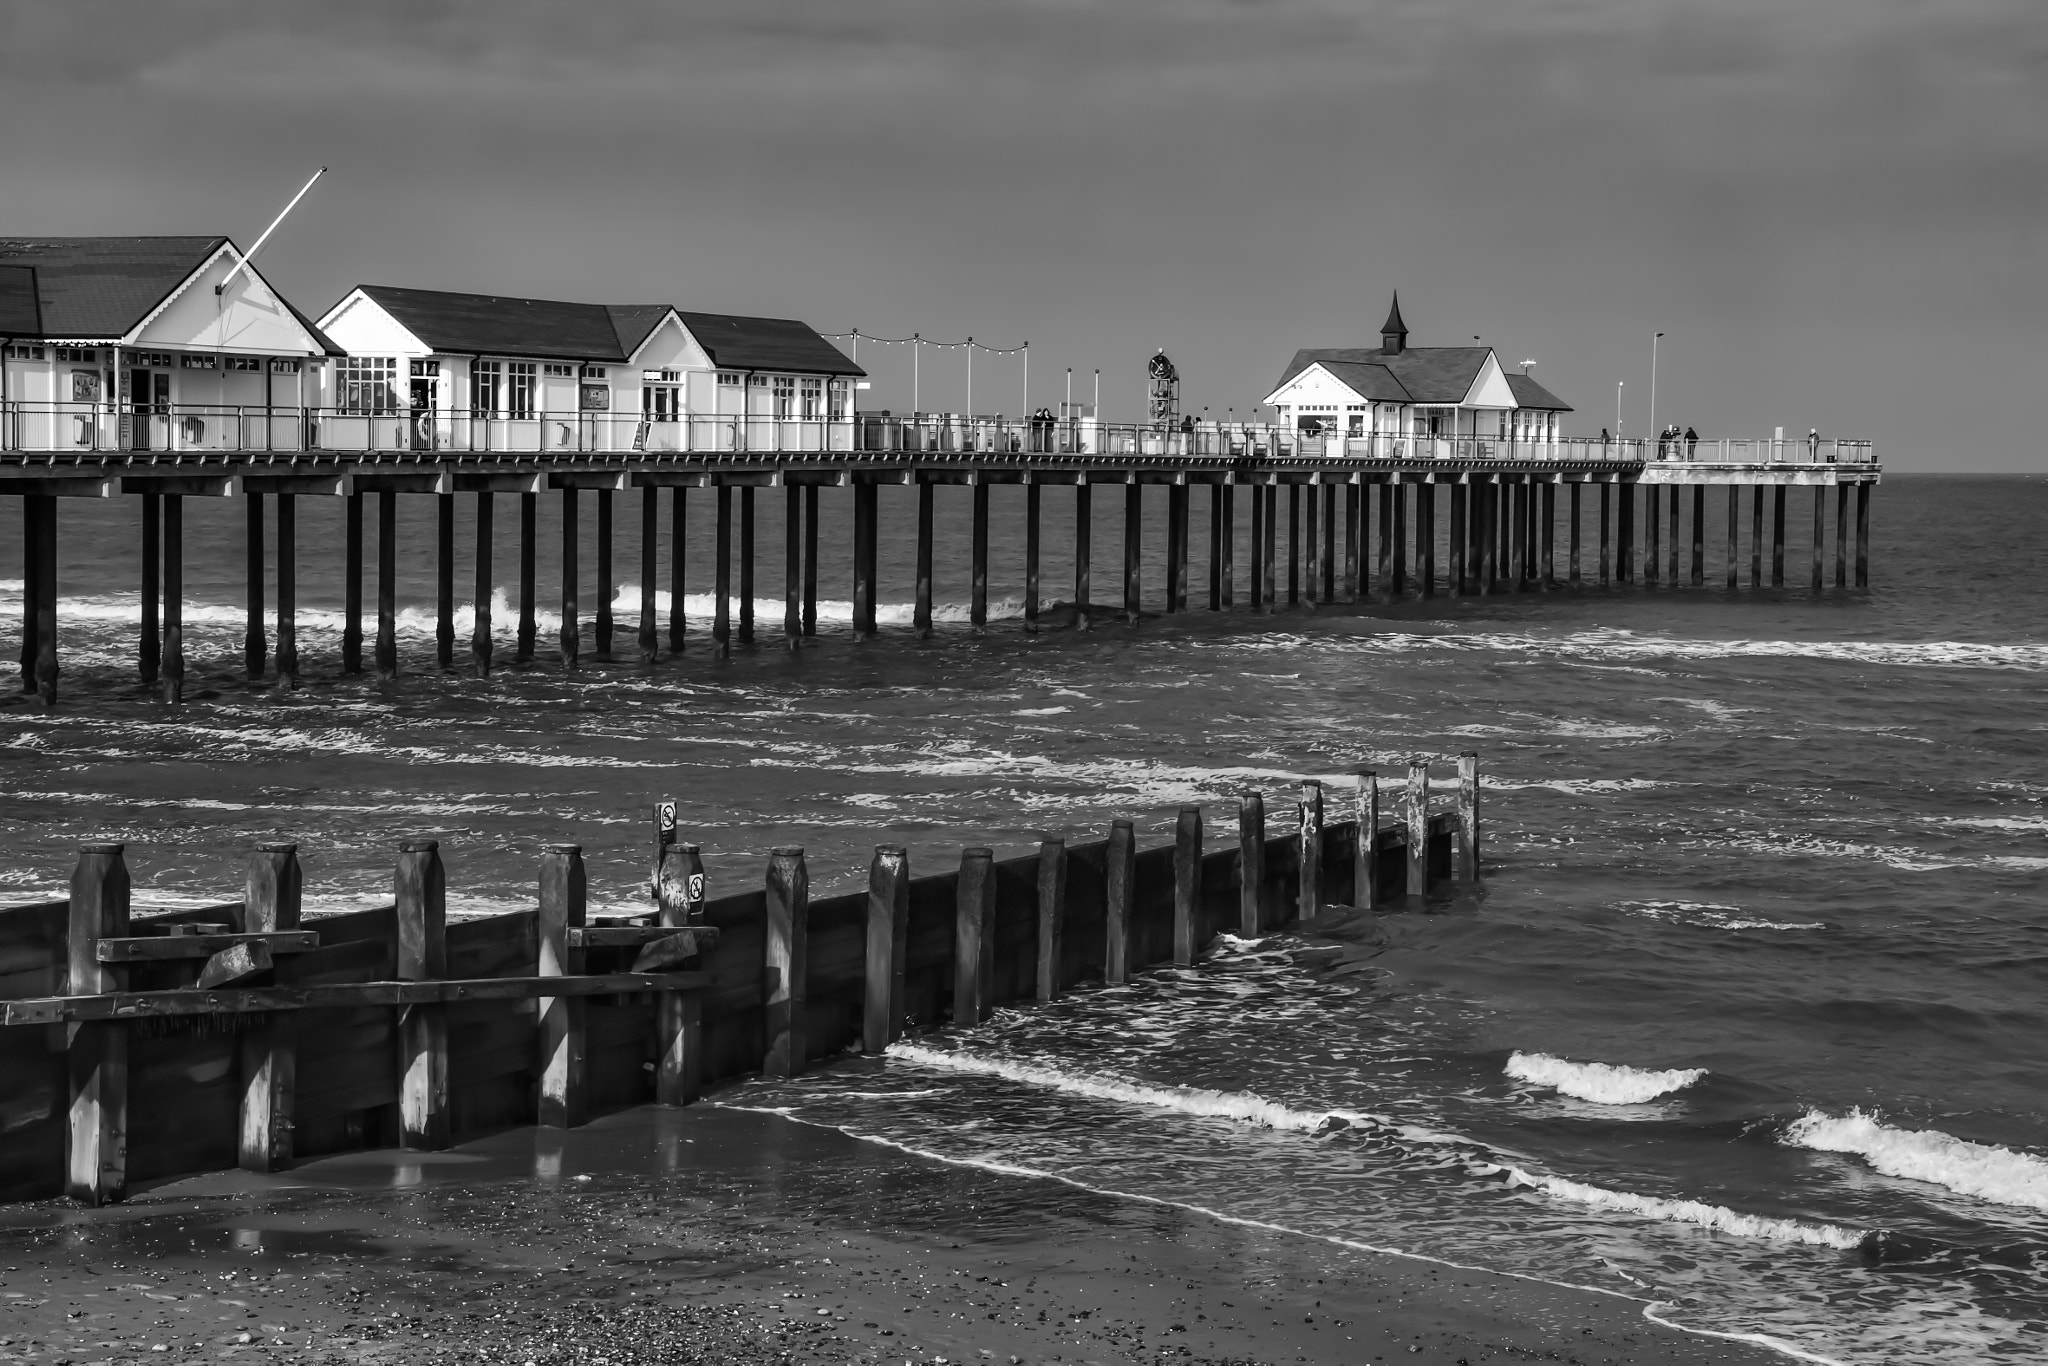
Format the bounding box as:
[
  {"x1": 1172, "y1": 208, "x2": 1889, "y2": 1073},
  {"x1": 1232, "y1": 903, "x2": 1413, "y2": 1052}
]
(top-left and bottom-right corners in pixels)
[
  {"x1": 746, "y1": 374, "x2": 767, "y2": 388},
  {"x1": 127, "y1": 351, "x2": 174, "y2": 368},
  {"x1": 180, "y1": 354, "x2": 218, "y2": 370},
  {"x1": 543, "y1": 363, "x2": 574, "y2": 377},
  {"x1": 54, "y1": 347, "x2": 96, "y2": 363},
  {"x1": 579, "y1": 365, "x2": 607, "y2": 380},
  {"x1": 6, "y1": 345, "x2": 44, "y2": 360},
  {"x1": 508, "y1": 361, "x2": 537, "y2": 418},
  {"x1": 643, "y1": 369, "x2": 682, "y2": 383},
  {"x1": 643, "y1": 383, "x2": 680, "y2": 422},
  {"x1": 800, "y1": 378, "x2": 822, "y2": 420},
  {"x1": 473, "y1": 361, "x2": 502, "y2": 416},
  {"x1": 716, "y1": 372, "x2": 740, "y2": 387},
  {"x1": 772, "y1": 376, "x2": 795, "y2": 419},
  {"x1": 270, "y1": 358, "x2": 301, "y2": 375},
  {"x1": 225, "y1": 356, "x2": 264, "y2": 372},
  {"x1": 410, "y1": 358, "x2": 440, "y2": 377},
  {"x1": 338, "y1": 357, "x2": 400, "y2": 414},
  {"x1": 828, "y1": 380, "x2": 849, "y2": 420}
]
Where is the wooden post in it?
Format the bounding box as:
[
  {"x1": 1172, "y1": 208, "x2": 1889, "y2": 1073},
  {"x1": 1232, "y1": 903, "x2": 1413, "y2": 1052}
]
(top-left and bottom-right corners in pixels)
[
  {"x1": 738, "y1": 486, "x2": 755, "y2": 646},
  {"x1": 376, "y1": 490, "x2": 398, "y2": 679},
  {"x1": 1124, "y1": 482, "x2": 1142, "y2": 624},
  {"x1": 954, "y1": 846, "x2": 995, "y2": 1024},
  {"x1": 471, "y1": 492, "x2": 494, "y2": 675},
  {"x1": 713, "y1": 485, "x2": 731, "y2": 654},
  {"x1": 1449, "y1": 484, "x2": 1467, "y2": 595},
  {"x1": 912, "y1": 481, "x2": 933, "y2": 635},
  {"x1": 763, "y1": 847, "x2": 809, "y2": 1077},
  {"x1": 237, "y1": 842, "x2": 301, "y2": 1172},
  {"x1": 783, "y1": 484, "x2": 802, "y2": 648},
  {"x1": 1568, "y1": 484, "x2": 1582, "y2": 587},
  {"x1": 971, "y1": 481, "x2": 989, "y2": 628},
  {"x1": 1810, "y1": 487, "x2": 1825, "y2": 592},
  {"x1": 1036, "y1": 836, "x2": 1067, "y2": 999},
  {"x1": 1354, "y1": 772, "x2": 1379, "y2": 910},
  {"x1": 139, "y1": 491, "x2": 160, "y2": 687},
  {"x1": 66, "y1": 842, "x2": 130, "y2": 1205},
  {"x1": 343, "y1": 491, "x2": 363, "y2": 673},
  {"x1": 1024, "y1": 482, "x2": 1041, "y2": 632},
  {"x1": 1772, "y1": 485, "x2": 1787, "y2": 587},
  {"x1": 244, "y1": 490, "x2": 266, "y2": 679},
  {"x1": 1750, "y1": 486, "x2": 1764, "y2": 588},
  {"x1": 864, "y1": 846, "x2": 909, "y2": 1053},
  {"x1": 1598, "y1": 483, "x2": 1611, "y2": 587},
  {"x1": 517, "y1": 490, "x2": 538, "y2": 662},
  {"x1": 394, "y1": 839, "x2": 447, "y2": 1151},
  {"x1": 1074, "y1": 483, "x2": 1092, "y2": 629},
  {"x1": 595, "y1": 488, "x2": 615, "y2": 659},
  {"x1": 161, "y1": 494, "x2": 184, "y2": 703},
  {"x1": 1456, "y1": 752, "x2": 1481, "y2": 883},
  {"x1": 1692, "y1": 486, "x2": 1706, "y2": 587},
  {"x1": 1219, "y1": 483, "x2": 1236, "y2": 609},
  {"x1": 1104, "y1": 820, "x2": 1135, "y2": 984},
  {"x1": 643, "y1": 486, "x2": 663, "y2": 662},
  {"x1": 1287, "y1": 483, "x2": 1301, "y2": 605},
  {"x1": 1343, "y1": 482, "x2": 1360, "y2": 602},
  {"x1": 1296, "y1": 780, "x2": 1323, "y2": 924},
  {"x1": 669, "y1": 486, "x2": 688, "y2": 652},
  {"x1": 803, "y1": 484, "x2": 820, "y2": 636},
  {"x1": 561, "y1": 486, "x2": 582, "y2": 670},
  {"x1": 1834, "y1": 484, "x2": 1849, "y2": 589},
  {"x1": 654, "y1": 841, "x2": 704, "y2": 1104},
  {"x1": 1405, "y1": 760, "x2": 1429, "y2": 898},
  {"x1": 538, "y1": 843, "x2": 586, "y2": 1127},
  {"x1": 276, "y1": 493, "x2": 298, "y2": 688},
  {"x1": 1727, "y1": 487, "x2": 1740, "y2": 591},
  {"x1": 1854, "y1": 483, "x2": 1870, "y2": 588},
  {"x1": 1238, "y1": 792, "x2": 1265, "y2": 935},
  {"x1": 32, "y1": 495, "x2": 57, "y2": 706},
  {"x1": 435, "y1": 491, "x2": 455, "y2": 669},
  {"x1": 1173, "y1": 806, "x2": 1202, "y2": 966}
]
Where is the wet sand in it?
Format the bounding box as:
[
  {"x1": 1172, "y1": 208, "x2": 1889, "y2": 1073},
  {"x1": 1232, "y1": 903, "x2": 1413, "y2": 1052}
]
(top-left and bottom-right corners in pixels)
[{"x1": 0, "y1": 1105, "x2": 1788, "y2": 1366}]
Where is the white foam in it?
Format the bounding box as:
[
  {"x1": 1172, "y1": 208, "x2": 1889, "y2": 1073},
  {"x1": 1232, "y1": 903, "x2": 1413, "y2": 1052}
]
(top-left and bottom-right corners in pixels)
[
  {"x1": 1619, "y1": 901, "x2": 1827, "y2": 932},
  {"x1": 1505, "y1": 1052, "x2": 1706, "y2": 1104},
  {"x1": 1783, "y1": 1108, "x2": 2048, "y2": 1212},
  {"x1": 1497, "y1": 1166, "x2": 1867, "y2": 1249}
]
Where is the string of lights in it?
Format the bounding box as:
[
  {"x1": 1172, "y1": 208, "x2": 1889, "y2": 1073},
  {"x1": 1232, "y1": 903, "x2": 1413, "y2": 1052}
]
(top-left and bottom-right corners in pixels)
[{"x1": 822, "y1": 330, "x2": 1028, "y2": 355}]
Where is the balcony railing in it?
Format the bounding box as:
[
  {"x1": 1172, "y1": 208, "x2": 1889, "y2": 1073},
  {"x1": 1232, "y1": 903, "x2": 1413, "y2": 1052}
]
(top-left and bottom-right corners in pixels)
[{"x1": 0, "y1": 403, "x2": 1873, "y2": 468}]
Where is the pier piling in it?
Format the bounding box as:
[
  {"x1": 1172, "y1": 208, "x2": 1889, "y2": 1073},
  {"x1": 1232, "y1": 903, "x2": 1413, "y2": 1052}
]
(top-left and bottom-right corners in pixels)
[
  {"x1": 471, "y1": 493, "x2": 493, "y2": 675},
  {"x1": 863, "y1": 845, "x2": 910, "y2": 1054},
  {"x1": 138, "y1": 492, "x2": 159, "y2": 687},
  {"x1": 561, "y1": 487, "x2": 582, "y2": 670},
  {"x1": 376, "y1": 491, "x2": 397, "y2": 679},
  {"x1": 1726, "y1": 488, "x2": 1739, "y2": 591},
  {"x1": 1124, "y1": 483, "x2": 1142, "y2": 624},
  {"x1": 595, "y1": 489, "x2": 615, "y2": 660},
  {"x1": 1355, "y1": 771, "x2": 1379, "y2": 910},
  {"x1": 238, "y1": 842, "x2": 301, "y2": 1171},
  {"x1": 953, "y1": 847, "x2": 995, "y2": 1026},
  {"x1": 738, "y1": 487, "x2": 755, "y2": 646},
  {"x1": 64, "y1": 842, "x2": 130, "y2": 1205},
  {"x1": 1405, "y1": 760, "x2": 1429, "y2": 899},
  {"x1": 1297, "y1": 780, "x2": 1324, "y2": 923},
  {"x1": 343, "y1": 492, "x2": 363, "y2": 674},
  {"x1": 244, "y1": 492, "x2": 265, "y2": 679},
  {"x1": 914, "y1": 481, "x2": 934, "y2": 636},
  {"x1": 763, "y1": 847, "x2": 809, "y2": 1077},
  {"x1": 161, "y1": 495, "x2": 184, "y2": 703},
  {"x1": 517, "y1": 491, "x2": 537, "y2": 662},
  {"x1": 667, "y1": 488, "x2": 686, "y2": 652},
  {"x1": 1772, "y1": 486, "x2": 1787, "y2": 587},
  {"x1": 1025, "y1": 483, "x2": 1042, "y2": 632},
  {"x1": 971, "y1": 481, "x2": 989, "y2": 628},
  {"x1": 538, "y1": 843, "x2": 587, "y2": 1128},
  {"x1": 1173, "y1": 806, "x2": 1202, "y2": 966},
  {"x1": 1105, "y1": 819, "x2": 1135, "y2": 984},
  {"x1": 395, "y1": 838, "x2": 449, "y2": 1151},
  {"x1": 644, "y1": 487, "x2": 662, "y2": 661},
  {"x1": 802, "y1": 484, "x2": 819, "y2": 635},
  {"x1": 783, "y1": 485, "x2": 801, "y2": 648},
  {"x1": 1037, "y1": 836, "x2": 1068, "y2": 999},
  {"x1": 713, "y1": 486, "x2": 731, "y2": 655},
  {"x1": 277, "y1": 493, "x2": 298, "y2": 687},
  {"x1": 1238, "y1": 792, "x2": 1265, "y2": 936},
  {"x1": 1074, "y1": 483, "x2": 1092, "y2": 629}
]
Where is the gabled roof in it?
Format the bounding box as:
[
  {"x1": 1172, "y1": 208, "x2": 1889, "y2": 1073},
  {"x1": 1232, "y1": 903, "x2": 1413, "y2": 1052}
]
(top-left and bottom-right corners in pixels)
[
  {"x1": 342, "y1": 286, "x2": 865, "y2": 375},
  {"x1": 1274, "y1": 346, "x2": 1493, "y2": 405},
  {"x1": 0, "y1": 265, "x2": 41, "y2": 335},
  {"x1": 1505, "y1": 371, "x2": 1572, "y2": 412},
  {"x1": 1312, "y1": 360, "x2": 1412, "y2": 403},
  {"x1": 0, "y1": 236, "x2": 226, "y2": 338}
]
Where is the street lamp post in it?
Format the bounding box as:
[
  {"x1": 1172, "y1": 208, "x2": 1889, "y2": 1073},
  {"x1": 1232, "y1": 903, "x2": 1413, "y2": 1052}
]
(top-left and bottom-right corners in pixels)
[
  {"x1": 1649, "y1": 331, "x2": 1664, "y2": 455},
  {"x1": 1615, "y1": 380, "x2": 1624, "y2": 441}
]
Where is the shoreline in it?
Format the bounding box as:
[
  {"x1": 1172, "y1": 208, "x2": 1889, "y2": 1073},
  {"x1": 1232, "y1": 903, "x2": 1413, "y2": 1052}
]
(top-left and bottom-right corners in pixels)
[{"x1": 0, "y1": 1104, "x2": 1794, "y2": 1366}]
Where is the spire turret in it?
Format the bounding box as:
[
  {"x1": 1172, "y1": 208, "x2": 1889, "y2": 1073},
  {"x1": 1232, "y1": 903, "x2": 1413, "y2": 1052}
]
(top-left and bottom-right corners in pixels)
[{"x1": 1380, "y1": 292, "x2": 1408, "y2": 355}]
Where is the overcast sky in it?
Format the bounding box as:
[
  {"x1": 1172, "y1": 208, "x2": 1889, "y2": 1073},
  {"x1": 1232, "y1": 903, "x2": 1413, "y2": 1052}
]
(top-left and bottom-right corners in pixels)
[{"x1": 2, "y1": 0, "x2": 2038, "y2": 469}]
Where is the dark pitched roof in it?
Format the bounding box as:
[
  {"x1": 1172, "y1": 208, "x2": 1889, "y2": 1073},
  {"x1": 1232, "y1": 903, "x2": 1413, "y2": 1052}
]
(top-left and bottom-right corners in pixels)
[
  {"x1": 1380, "y1": 292, "x2": 1407, "y2": 339},
  {"x1": 0, "y1": 236, "x2": 226, "y2": 338},
  {"x1": 0, "y1": 265, "x2": 41, "y2": 335},
  {"x1": 1275, "y1": 346, "x2": 1491, "y2": 405},
  {"x1": 673, "y1": 311, "x2": 863, "y2": 376},
  {"x1": 1506, "y1": 371, "x2": 1572, "y2": 412},
  {"x1": 346, "y1": 287, "x2": 864, "y2": 375},
  {"x1": 1315, "y1": 359, "x2": 1412, "y2": 403}
]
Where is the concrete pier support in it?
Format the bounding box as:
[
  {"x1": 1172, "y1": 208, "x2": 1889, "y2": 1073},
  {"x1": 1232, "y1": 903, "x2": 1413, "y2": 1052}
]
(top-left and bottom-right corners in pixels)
[
  {"x1": 435, "y1": 492, "x2": 454, "y2": 670},
  {"x1": 517, "y1": 492, "x2": 537, "y2": 663},
  {"x1": 971, "y1": 482, "x2": 989, "y2": 628},
  {"x1": 914, "y1": 483, "x2": 935, "y2": 637},
  {"x1": 1206, "y1": 485, "x2": 1222, "y2": 611},
  {"x1": 1667, "y1": 485, "x2": 1681, "y2": 584},
  {"x1": 1568, "y1": 484, "x2": 1582, "y2": 587},
  {"x1": 1599, "y1": 484, "x2": 1611, "y2": 586},
  {"x1": 1074, "y1": 484, "x2": 1092, "y2": 628},
  {"x1": 713, "y1": 486, "x2": 731, "y2": 655},
  {"x1": 1261, "y1": 481, "x2": 1278, "y2": 610},
  {"x1": 138, "y1": 492, "x2": 159, "y2": 688},
  {"x1": 802, "y1": 485, "x2": 819, "y2": 636},
  {"x1": 641, "y1": 487, "x2": 660, "y2": 663},
  {"x1": 1449, "y1": 484, "x2": 1468, "y2": 594},
  {"x1": 1810, "y1": 488, "x2": 1826, "y2": 592},
  {"x1": 783, "y1": 485, "x2": 801, "y2": 649},
  {"x1": 668, "y1": 487, "x2": 687, "y2": 652},
  {"x1": 1343, "y1": 483, "x2": 1360, "y2": 602},
  {"x1": 1772, "y1": 486, "x2": 1787, "y2": 587},
  {"x1": 1219, "y1": 484, "x2": 1236, "y2": 610},
  {"x1": 561, "y1": 487, "x2": 582, "y2": 670},
  {"x1": 737, "y1": 487, "x2": 754, "y2": 647},
  {"x1": 1418, "y1": 482, "x2": 1436, "y2": 597},
  {"x1": 342, "y1": 492, "x2": 363, "y2": 674},
  {"x1": 852, "y1": 482, "x2": 878, "y2": 638},
  {"x1": 1025, "y1": 483, "x2": 1042, "y2": 631},
  {"x1": 276, "y1": 494, "x2": 297, "y2": 688},
  {"x1": 1645, "y1": 486, "x2": 1660, "y2": 585},
  {"x1": 375, "y1": 492, "x2": 398, "y2": 680},
  {"x1": 1855, "y1": 484, "x2": 1870, "y2": 588},
  {"x1": 1835, "y1": 486, "x2": 1849, "y2": 589},
  {"x1": 1726, "y1": 488, "x2": 1740, "y2": 591},
  {"x1": 472, "y1": 492, "x2": 494, "y2": 676},
  {"x1": 1390, "y1": 482, "x2": 1407, "y2": 597},
  {"x1": 1123, "y1": 483, "x2": 1142, "y2": 624},
  {"x1": 1286, "y1": 485, "x2": 1301, "y2": 607},
  {"x1": 161, "y1": 494, "x2": 184, "y2": 703},
  {"x1": 244, "y1": 492, "x2": 266, "y2": 680},
  {"x1": 1691, "y1": 487, "x2": 1705, "y2": 587},
  {"x1": 1168, "y1": 483, "x2": 1189, "y2": 613},
  {"x1": 1616, "y1": 483, "x2": 1634, "y2": 583},
  {"x1": 1750, "y1": 487, "x2": 1764, "y2": 588},
  {"x1": 595, "y1": 490, "x2": 615, "y2": 660}
]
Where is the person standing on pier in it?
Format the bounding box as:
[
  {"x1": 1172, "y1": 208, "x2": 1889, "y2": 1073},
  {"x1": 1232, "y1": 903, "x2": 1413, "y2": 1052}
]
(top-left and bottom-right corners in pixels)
[{"x1": 1685, "y1": 425, "x2": 1699, "y2": 460}]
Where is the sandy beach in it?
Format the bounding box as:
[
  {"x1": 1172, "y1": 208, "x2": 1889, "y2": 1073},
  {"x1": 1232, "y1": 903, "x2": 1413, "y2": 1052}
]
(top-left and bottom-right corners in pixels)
[{"x1": 0, "y1": 1104, "x2": 1791, "y2": 1366}]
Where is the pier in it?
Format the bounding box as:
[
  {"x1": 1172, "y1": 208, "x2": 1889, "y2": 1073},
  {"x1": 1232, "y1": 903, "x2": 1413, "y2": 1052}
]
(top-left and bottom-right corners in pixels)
[
  {"x1": 0, "y1": 763, "x2": 1472, "y2": 1205},
  {"x1": 3, "y1": 417, "x2": 1878, "y2": 705}
]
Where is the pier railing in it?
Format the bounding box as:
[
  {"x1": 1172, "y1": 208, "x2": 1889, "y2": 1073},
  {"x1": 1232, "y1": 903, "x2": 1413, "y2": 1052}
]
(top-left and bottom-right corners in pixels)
[
  {"x1": 0, "y1": 401, "x2": 1870, "y2": 467},
  {"x1": 0, "y1": 765, "x2": 1476, "y2": 1205}
]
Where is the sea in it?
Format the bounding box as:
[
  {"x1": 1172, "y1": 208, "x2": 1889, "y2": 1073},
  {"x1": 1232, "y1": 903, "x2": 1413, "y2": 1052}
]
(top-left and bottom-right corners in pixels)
[{"x1": 1, "y1": 471, "x2": 2043, "y2": 1365}]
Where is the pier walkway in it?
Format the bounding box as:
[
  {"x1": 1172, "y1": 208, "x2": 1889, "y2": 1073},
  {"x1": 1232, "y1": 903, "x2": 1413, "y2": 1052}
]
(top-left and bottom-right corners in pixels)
[{"x1": 3, "y1": 411, "x2": 1880, "y2": 706}]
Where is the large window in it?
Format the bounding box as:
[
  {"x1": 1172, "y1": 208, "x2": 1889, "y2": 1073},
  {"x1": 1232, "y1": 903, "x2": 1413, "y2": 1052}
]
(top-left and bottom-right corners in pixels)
[
  {"x1": 800, "y1": 378, "x2": 822, "y2": 420},
  {"x1": 338, "y1": 357, "x2": 400, "y2": 414},
  {"x1": 829, "y1": 380, "x2": 849, "y2": 420},
  {"x1": 508, "y1": 362, "x2": 537, "y2": 419},
  {"x1": 472, "y1": 361, "x2": 501, "y2": 417},
  {"x1": 772, "y1": 375, "x2": 795, "y2": 419}
]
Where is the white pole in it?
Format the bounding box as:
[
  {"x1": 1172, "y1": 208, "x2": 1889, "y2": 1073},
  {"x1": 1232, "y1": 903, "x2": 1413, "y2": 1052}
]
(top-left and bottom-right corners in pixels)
[
  {"x1": 1021, "y1": 343, "x2": 1028, "y2": 416},
  {"x1": 913, "y1": 334, "x2": 920, "y2": 414},
  {"x1": 1615, "y1": 380, "x2": 1624, "y2": 440},
  {"x1": 1649, "y1": 331, "x2": 1663, "y2": 449},
  {"x1": 966, "y1": 338, "x2": 973, "y2": 418}
]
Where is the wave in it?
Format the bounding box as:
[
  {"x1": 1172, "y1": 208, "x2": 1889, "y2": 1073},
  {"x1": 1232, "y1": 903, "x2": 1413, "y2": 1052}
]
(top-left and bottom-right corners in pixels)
[
  {"x1": 1505, "y1": 1052, "x2": 1706, "y2": 1104},
  {"x1": 1784, "y1": 1109, "x2": 2048, "y2": 1212},
  {"x1": 1618, "y1": 901, "x2": 1827, "y2": 932},
  {"x1": 1496, "y1": 1165, "x2": 1867, "y2": 1249}
]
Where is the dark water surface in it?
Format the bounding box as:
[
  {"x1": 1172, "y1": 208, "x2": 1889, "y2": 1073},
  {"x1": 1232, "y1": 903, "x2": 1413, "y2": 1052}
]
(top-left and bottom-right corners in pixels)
[{"x1": 2, "y1": 473, "x2": 2044, "y2": 1363}]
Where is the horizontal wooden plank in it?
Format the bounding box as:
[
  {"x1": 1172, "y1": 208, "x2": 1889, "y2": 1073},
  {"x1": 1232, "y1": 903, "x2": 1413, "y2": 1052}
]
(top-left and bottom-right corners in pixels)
[
  {"x1": 1, "y1": 972, "x2": 710, "y2": 1025},
  {"x1": 97, "y1": 931, "x2": 320, "y2": 961},
  {"x1": 568, "y1": 925, "x2": 720, "y2": 949}
]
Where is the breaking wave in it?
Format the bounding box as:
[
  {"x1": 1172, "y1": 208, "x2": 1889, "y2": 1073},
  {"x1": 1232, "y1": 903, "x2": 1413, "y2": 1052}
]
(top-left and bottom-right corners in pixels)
[
  {"x1": 1784, "y1": 1109, "x2": 2048, "y2": 1212},
  {"x1": 1505, "y1": 1051, "x2": 1707, "y2": 1104}
]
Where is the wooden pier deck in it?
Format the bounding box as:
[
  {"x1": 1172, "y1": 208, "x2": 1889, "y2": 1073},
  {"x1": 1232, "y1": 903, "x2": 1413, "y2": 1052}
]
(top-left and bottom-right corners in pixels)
[{"x1": 4, "y1": 418, "x2": 1880, "y2": 706}]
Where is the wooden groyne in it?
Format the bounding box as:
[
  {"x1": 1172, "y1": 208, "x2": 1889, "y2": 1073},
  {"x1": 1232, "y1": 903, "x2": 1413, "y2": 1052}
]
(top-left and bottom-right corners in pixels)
[{"x1": 0, "y1": 759, "x2": 1477, "y2": 1206}]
